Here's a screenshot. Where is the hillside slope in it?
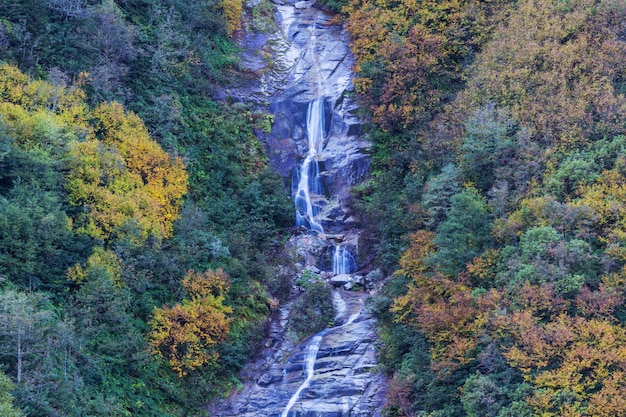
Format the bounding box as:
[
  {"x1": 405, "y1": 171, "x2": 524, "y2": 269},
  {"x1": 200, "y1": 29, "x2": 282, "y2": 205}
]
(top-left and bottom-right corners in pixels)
[
  {"x1": 341, "y1": 0, "x2": 626, "y2": 414},
  {"x1": 0, "y1": 0, "x2": 293, "y2": 415}
]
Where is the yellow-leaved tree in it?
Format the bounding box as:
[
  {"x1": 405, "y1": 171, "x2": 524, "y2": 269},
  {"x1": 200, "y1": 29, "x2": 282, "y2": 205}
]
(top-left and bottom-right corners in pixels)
[
  {"x1": 66, "y1": 102, "x2": 187, "y2": 242},
  {"x1": 221, "y1": 0, "x2": 242, "y2": 36},
  {"x1": 149, "y1": 269, "x2": 233, "y2": 376}
]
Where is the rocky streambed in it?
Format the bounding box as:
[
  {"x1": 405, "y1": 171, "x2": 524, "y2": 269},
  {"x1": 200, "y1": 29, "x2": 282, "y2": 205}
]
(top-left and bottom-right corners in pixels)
[
  {"x1": 212, "y1": 290, "x2": 385, "y2": 416},
  {"x1": 211, "y1": 0, "x2": 386, "y2": 415}
]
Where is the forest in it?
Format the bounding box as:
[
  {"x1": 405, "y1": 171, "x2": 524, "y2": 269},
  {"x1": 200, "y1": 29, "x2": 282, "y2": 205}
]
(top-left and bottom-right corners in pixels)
[
  {"x1": 336, "y1": 0, "x2": 626, "y2": 414},
  {"x1": 0, "y1": 0, "x2": 293, "y2": 415},
  {"x1": 0, "y1": 0, "x2": 626, "y2": 416}
]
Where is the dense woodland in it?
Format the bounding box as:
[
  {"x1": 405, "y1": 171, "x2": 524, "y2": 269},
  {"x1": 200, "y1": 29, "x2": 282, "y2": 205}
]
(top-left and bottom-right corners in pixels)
[
  {"x1": 0, "y1": 0, "x2": 292, "y2": 415},
  {"x1": 1, "y1": 0, "x2": 626, "y2": 416},
  {"x1": 334, "y1": 0, "x2": 626, "y2": 414}
]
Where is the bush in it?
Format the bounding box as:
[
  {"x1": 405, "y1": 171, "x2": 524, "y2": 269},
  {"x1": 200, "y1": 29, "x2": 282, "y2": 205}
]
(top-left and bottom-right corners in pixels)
[{"x1": 288, "y1": 279, "x2": 334, "y2": 339}]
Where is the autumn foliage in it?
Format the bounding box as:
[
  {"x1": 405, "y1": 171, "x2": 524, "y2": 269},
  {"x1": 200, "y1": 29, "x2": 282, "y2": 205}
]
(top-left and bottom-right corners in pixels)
[
  {"x1": 0, "y1": 0, "x2": 289, "y2": 412},
  {"x1": 149, "y1": 269, "x2": 233, "y2": 376},
  {"x1": 66, "y1": 102, "x2": 187, "y2": 241},
  {"x1": 348, "y1": 2, "x2": 626, "y2": 406},
  {"x1": 457, "y1": 0, "x2": 626, "y2": 149},
  {"x1": 344, "y1": 0, "x2": 511, "y2": 131},
  {"x1": 345, "y1": 0, "x2": 626, "y2": 410},
  {"x1": 392, "y1": 227, "x2": 626, "y2": 415},
  {"x1": 222, "y1": 0, "x2": 243, "y2": 36}
]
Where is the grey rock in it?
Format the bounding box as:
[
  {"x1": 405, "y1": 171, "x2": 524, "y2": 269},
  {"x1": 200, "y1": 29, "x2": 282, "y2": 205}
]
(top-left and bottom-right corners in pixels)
[
  {"x1": 308, "y1": 265, "x2": 321, "y2": 274},
  {"x1": 209, "y1": 3, "x2": 385, "y2": 417},
  {"x1": 354, "y1": 275, "x2": 365, "y2": 285},
  {"x1": 211, "y1": 291, "x2": 386, "y2": 417},
  {"x1": 257, "y1": 372, "x2": 284, "y2": 386},
  {"x1": 330, "y1": 274, "x2": 351, "y2": 287}
]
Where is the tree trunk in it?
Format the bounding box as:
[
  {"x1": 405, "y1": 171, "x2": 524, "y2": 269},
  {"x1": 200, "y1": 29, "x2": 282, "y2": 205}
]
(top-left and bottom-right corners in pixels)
[{"x1": 16, "y1": 330, "x2": 22, "y2": 384}]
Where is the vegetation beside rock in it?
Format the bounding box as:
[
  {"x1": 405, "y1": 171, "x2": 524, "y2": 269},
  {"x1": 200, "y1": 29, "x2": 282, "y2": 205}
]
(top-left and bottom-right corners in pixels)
[
  {"x1": 0, "y1": 0, "x2": 292, "y2": 414},
  {"x1": 343, "y1": 0, "x2": 626, "y2": 414}
]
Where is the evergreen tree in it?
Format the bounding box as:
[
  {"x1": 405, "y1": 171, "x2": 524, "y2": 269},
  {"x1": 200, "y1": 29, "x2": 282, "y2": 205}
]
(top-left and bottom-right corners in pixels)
[{"x1": 430, "y1": 187, "x2": 492, "y2": 276}]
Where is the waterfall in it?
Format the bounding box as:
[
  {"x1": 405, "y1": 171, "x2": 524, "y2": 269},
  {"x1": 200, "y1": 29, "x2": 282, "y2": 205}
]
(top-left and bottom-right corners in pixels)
[
  {"x1": 343, "y1": 310, "x2": 360, "y2": 327},
  {"x1": 281, "y1": 296, "x2": 361, "y2": 417},
  {"x1": 281, "y1": 334, "x2": 325, "y2": 417},
  {"x1": 294, "y1": 97, "x2": 326, "y2": 234},
  {"x1": 284, "y1": 14, "x2": 361, "y2": 417},
  {"x1": 284, "y1": 98, "x2": 329, "y2": 415},
  {"x1": 212, "y1": 2, "x2": 385, "y2": 415},
  {"x1": 332, "y1": 291, "x2": 347, "y2": 319},
  {"x1": 333, "y1": 245, "x2": 357, "y2": 275}
]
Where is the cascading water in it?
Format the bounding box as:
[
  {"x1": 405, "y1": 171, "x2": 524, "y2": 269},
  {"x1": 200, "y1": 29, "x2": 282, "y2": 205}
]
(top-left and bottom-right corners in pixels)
[
  {"x1": 281, "y1": 16, "x2": 360, "y2": 417},
  {"x1": 282, "y1": 296, "x2": 362, "y2": 417},
  {"x1": 332, "y1": 291, "x2": 346, "y2": 318},
  {"x1": 294, "y1": 97, "x2": 326, "y2": 233},
  {"x1": 333, "y1": 245, "x2": 357, "y2": 275},
  {"x1": 281, "y1": 334, "x2": 324, "y2": 417},
  {"x1": 213, "y1": 2, "x2": 386, "y2": 415}
]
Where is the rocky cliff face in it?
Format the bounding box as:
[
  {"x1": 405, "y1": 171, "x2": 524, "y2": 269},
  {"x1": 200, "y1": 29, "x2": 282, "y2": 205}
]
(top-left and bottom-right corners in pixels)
[
  {"x1": 212, "y1": 1, "x2": 386, "y2": 415},
  {"x1": 212, "y1": 291, "x2": 386, "y2": 417},
  {"x1": 236, "y1": 0, "x2": 370, "y2": 234}
]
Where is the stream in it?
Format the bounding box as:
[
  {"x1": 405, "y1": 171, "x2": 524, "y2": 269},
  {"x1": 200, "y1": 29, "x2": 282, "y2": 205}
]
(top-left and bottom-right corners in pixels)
[{"x1": 212, "y1": 1, "x2": 386, "y2": 415}]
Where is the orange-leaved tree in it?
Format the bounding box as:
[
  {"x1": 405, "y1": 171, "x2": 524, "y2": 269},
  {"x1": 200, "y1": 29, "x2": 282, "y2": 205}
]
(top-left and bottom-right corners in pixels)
[
  {"x1": 392, "y1": 230, "x2": 500, "y2": 373},
  {"x1": 149, "y1": 269, "x2": 233, "y2": 376},
  {"x1": 456, "y1": 0, "x2": 626, "y2": 149},
  {"x1": 503, "y1": 312, "x2": 626, "y2": 417}
]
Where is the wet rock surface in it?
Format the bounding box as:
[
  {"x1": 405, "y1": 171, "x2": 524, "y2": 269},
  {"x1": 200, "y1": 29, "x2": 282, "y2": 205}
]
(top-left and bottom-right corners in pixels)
[
  {"x1": 231, "y1": 0, "x2": 370, "y2": 234},
  {"x1": 211, "y1": 1, "x2": 386, "y2": 415},
  {"x1": 211, "y1": 291, "x2": 386, "y2": 417}
]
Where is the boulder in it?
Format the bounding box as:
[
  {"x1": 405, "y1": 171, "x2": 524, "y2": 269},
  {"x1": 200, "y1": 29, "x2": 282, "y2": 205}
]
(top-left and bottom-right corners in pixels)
[
  {"x1": 353, "y1": 275, "x2": 365, "y2": 286},
  {"x1": 257, "y1": 372, "x2": 283, "y2": 386},
  {"x1": 330, "y1": 274, "x2": 351, "y2": 287},
  {"x1": 307, "y1": 265, "x2": 321, "y2": 274}
]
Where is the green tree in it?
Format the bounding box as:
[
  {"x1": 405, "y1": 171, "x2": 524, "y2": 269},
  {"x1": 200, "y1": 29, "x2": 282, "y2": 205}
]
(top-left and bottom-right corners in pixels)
[
  {"x1": 0, "y1": 288, "x2": 87, "y2": 415},
  {"x1": 0, "y1": 289, "x2": 53, "y2": 385},
  {"x1": 71, "y1": 249, "x2": 134, "y2": 365},
  {"x1": 458, "y1": 104, "x2": 517, "y2": 193},
  {"x1": 288, "y1": 277, "x2": 334, "y2": 339},
  {"x1": 422, "y1": 163, "x2": 462, "y2": 229},
  {"x1": 0, "y1": 191, "x2": 76, "y2": 289},
  {"x1": 461, "y1": 373, "x2": 503, "y2": 417},
  {"x1": 0, "y1": 372, "x2": 24, "y2": 417},
  {"x1": 430, "y1": 188, "x2": 492, "y2": 276}
]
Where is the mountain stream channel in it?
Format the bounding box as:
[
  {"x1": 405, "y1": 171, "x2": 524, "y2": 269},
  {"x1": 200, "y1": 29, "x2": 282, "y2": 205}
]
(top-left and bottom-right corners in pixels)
[{"x1": 212, "y1": 0, "x2": 387, "y2": 415}]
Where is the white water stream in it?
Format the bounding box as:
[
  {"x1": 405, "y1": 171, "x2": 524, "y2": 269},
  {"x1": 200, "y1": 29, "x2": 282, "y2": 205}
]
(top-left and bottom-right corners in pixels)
[
  {"x1": 333, "y1": 245, "x2": 357, "y2": 275},
  {"x1": 277, "y1": 6, "x2": 375, "y2": 417},
  {"x1": 281, "y1": 334, "x2": 324, "y2": 417},
  {"x1": 281, "y1": 294, "x2": 361, "y2": 417},
  {"x1": 294, "y1": 97, "x2": 326, "y2": 233},
  {"x1": 284, "y1": 19, "x2": 331, "y2": 415},
  {"x1": 212, "y1": 2, "x2": 384, "y2": 415}
]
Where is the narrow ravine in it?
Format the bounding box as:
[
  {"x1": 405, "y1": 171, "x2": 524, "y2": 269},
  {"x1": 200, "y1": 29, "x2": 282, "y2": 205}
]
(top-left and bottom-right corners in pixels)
[
  {"x1": 211, "y1": 1, "x2": 386, "y2": 415},
  {"x1": 213, "y1": 288, "x2": 383, "y2": 416},
  {"x1": 280, "y1": 302, "x2": 363, "y2": 417}
]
